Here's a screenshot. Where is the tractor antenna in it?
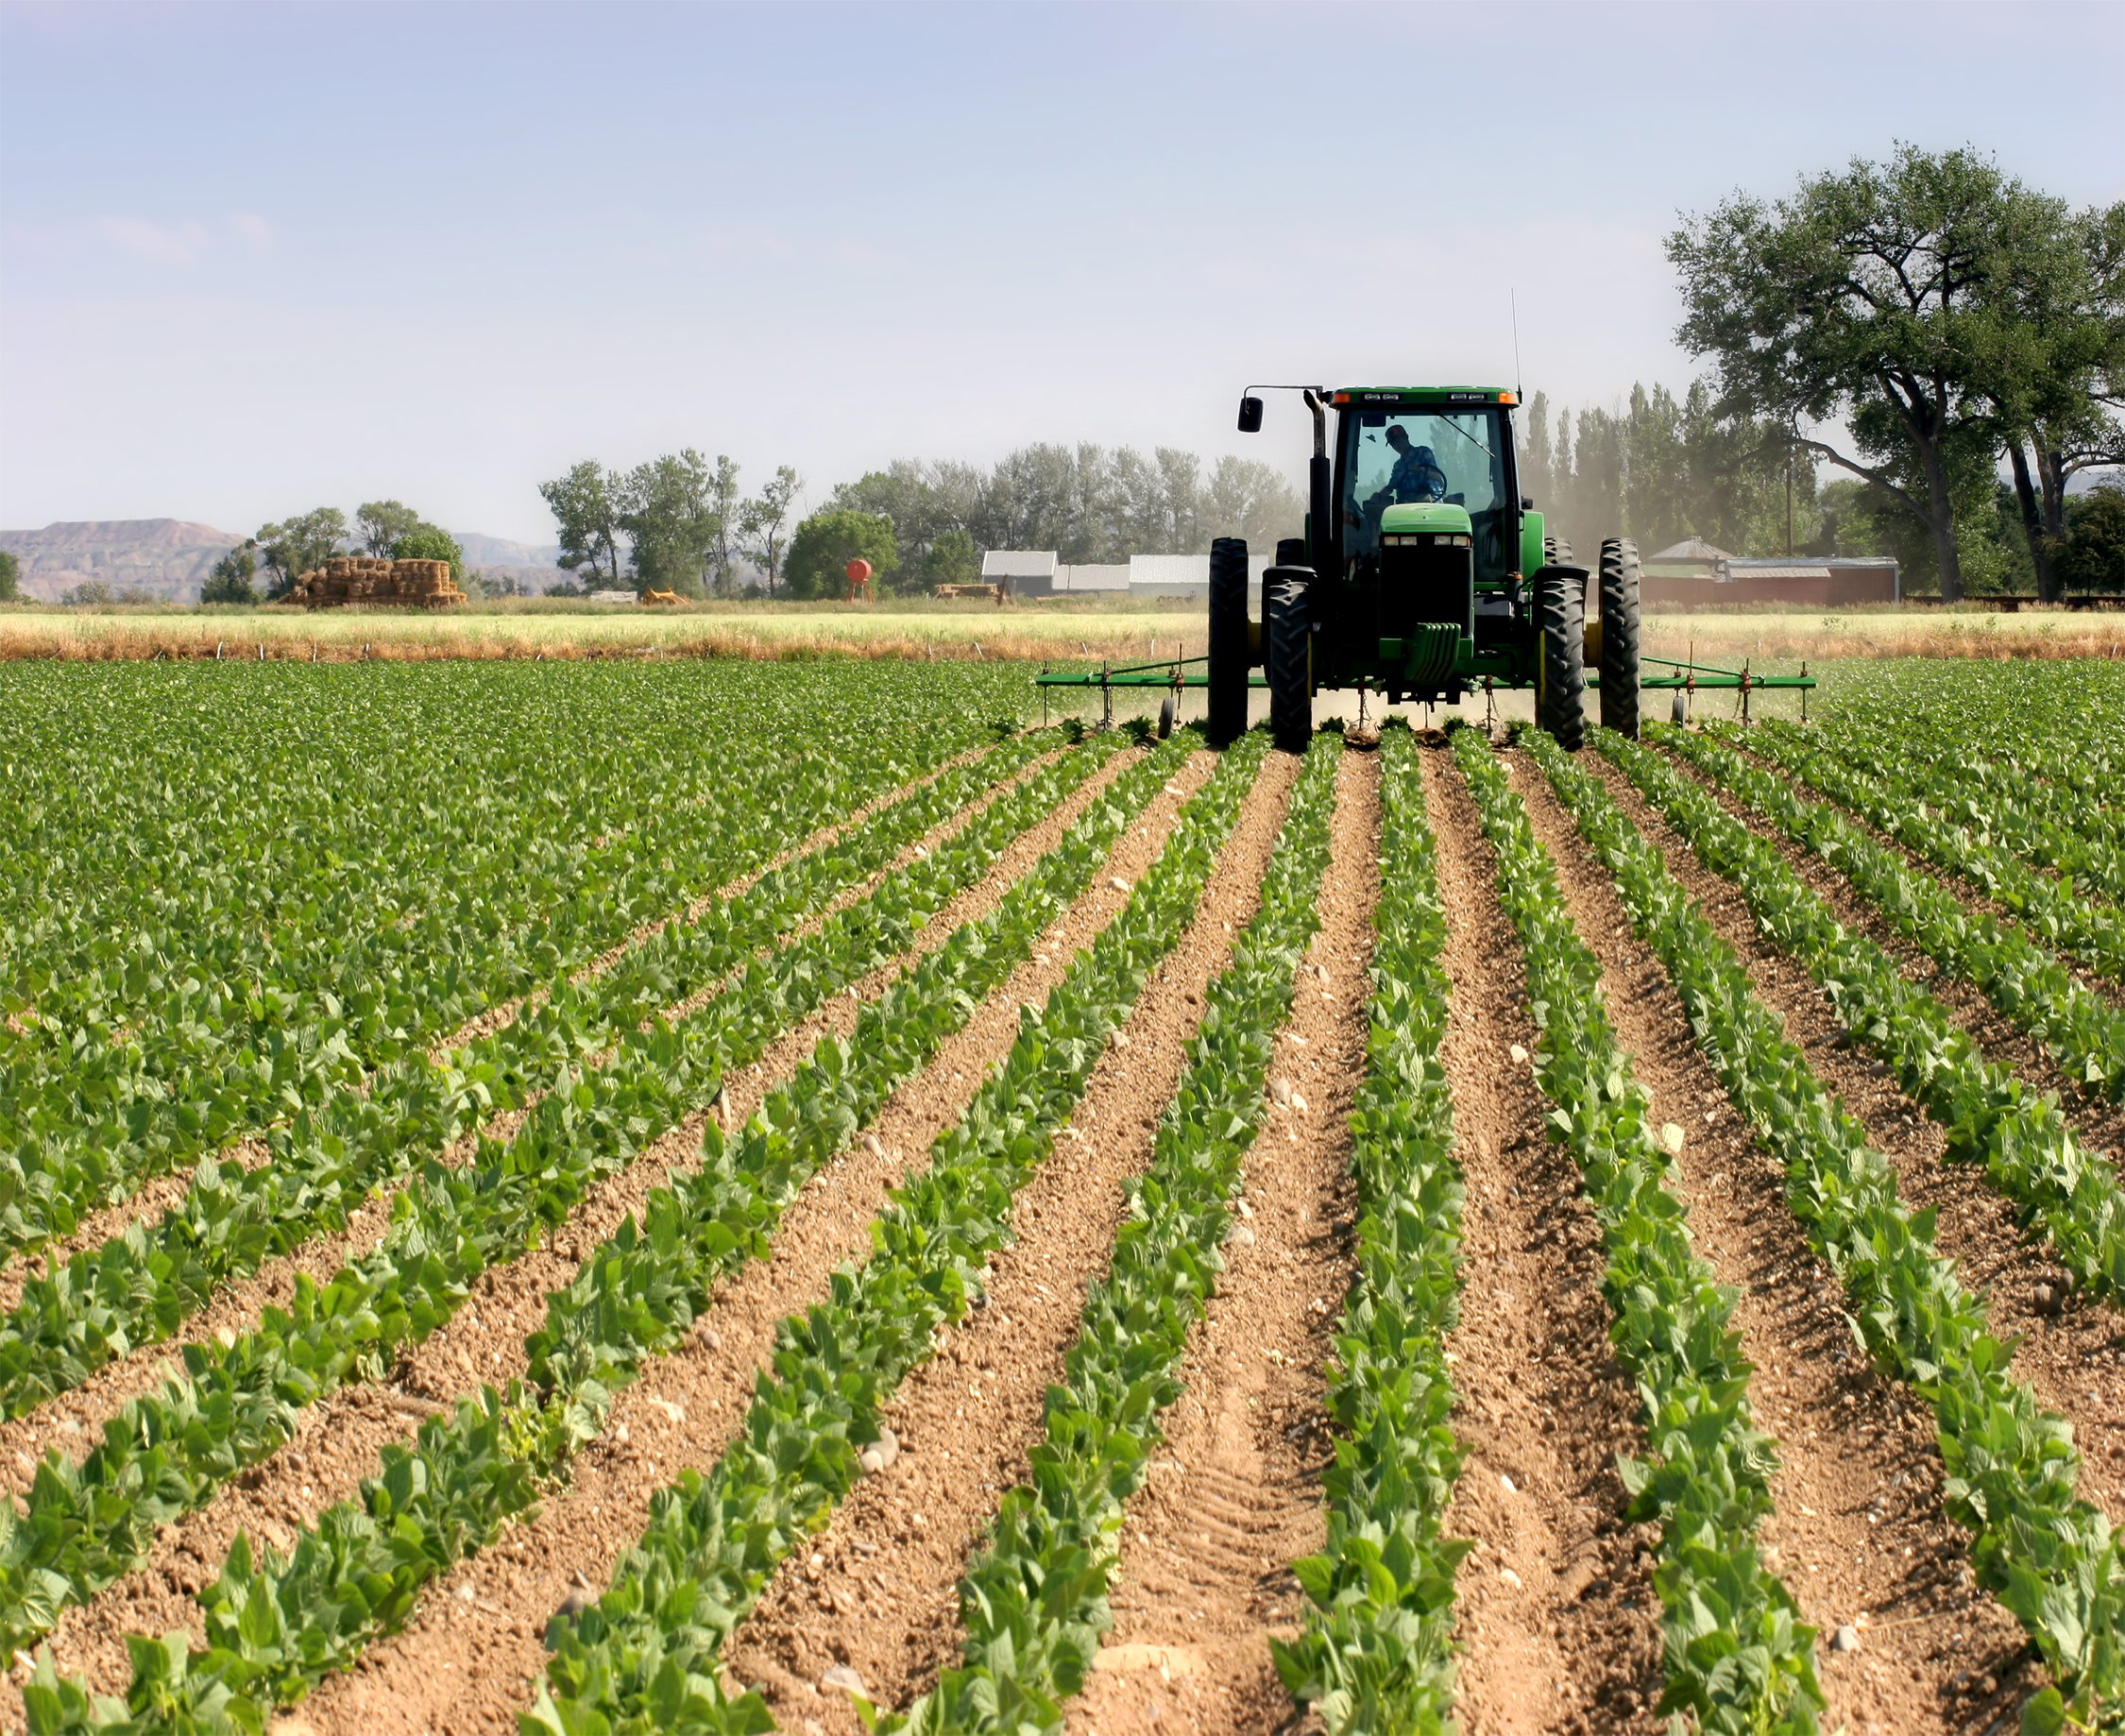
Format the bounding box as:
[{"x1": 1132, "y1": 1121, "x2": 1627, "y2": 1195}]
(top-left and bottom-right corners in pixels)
[{"x1": 1510, "y1": 288, "x2": 1523, "y2": 401}]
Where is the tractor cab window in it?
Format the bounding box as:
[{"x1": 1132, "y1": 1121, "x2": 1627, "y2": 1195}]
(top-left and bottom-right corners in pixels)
[{"x1": 1340, "y1": 407, "x2": 1511, "y2": 579}]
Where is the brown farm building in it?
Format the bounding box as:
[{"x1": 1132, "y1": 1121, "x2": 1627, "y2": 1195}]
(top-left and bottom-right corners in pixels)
[{"x1": 1641, "y1": 537, "x2": 1898, "y2": 607}]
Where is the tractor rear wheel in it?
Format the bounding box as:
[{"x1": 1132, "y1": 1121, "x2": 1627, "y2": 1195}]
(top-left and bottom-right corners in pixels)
[
  {"x1": 1266, "y1": 570, "x2": 1312, "y2": 756},
  {"x1": 1207, "y1": 537, "x2": 1250, "y2": 746},
  {"x1": 1536, "y1": 567, "x2": 1587, "y2": 751},
  {"x1": 1598, "y1": 536, "x2": 1641, "y2": 738}
]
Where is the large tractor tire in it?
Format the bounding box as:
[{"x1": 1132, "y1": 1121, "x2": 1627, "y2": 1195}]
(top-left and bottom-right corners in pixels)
[
  {"x1": 1266, "y1": 570, "x2": 1312, "y2": 756},
  {"x1": 1598, "y1": 536, "x2": 1642, "y2": 738},
  {"x1": 1536, "y1": 567, "x2": 1587, "y2": 751},
  {"x1": 1207, "y1": 537, "x2": 1250, "y2": 746}
]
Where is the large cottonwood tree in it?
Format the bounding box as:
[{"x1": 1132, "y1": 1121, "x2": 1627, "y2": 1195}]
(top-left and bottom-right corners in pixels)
[{"x1": 1671, "y1": 145, "x2": 2044, "y2": 600}]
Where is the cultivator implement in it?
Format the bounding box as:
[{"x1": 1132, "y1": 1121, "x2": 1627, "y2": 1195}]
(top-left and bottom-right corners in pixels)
[{"x1": 1036, "y1": 650, "x2": 1815, "y2": 728}]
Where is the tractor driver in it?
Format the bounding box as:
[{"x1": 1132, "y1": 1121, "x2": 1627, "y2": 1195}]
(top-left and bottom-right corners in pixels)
[{"x1": 1381, "y1": 425, "x2": 1449, "y2": 503}]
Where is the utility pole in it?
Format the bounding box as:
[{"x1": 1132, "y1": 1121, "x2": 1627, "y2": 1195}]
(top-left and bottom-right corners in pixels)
[{"x1": 1786, "y1": 441, "x2": 1794, "y2": 556}]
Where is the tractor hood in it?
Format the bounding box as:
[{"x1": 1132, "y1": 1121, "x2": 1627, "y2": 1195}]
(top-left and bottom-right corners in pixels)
[{"x1": 1380, "y1": 502, "x2": 1473, "y2": 538}]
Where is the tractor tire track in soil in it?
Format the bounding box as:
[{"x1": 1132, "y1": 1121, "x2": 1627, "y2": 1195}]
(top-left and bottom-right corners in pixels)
[
  {"x1": 0, "y1": 740, "x2": 1102, "y2": 1496},
  {"x1": 1421, "y1": 736, "x2": 1666, "y2": 1736},
  {"x1": 1511, "y1": 752, "x2": 2021, "y2": 1736},
  {"x1": 6, "y1": 745, "x2": 1140, "y2": 1716},
  {"x1": 282, "y1": 748, "x2": 1222, "y2": 1736},
  {"x1": 1615, "y1": 745, "x2": 2125, "y2": 1525},
  {"x1": 1062, "y1": 743, "x2": 1379, "y2": 1736},
  {"x1": 0, "y1": 743, "x2": 1015, "y2": 1319},
  {"x1": 1716, "y1": 738, "x2": 2125, "y2": 1166},
  {"x1": 715, "y1": 748, "x2": 1301, "y2": 1735}
]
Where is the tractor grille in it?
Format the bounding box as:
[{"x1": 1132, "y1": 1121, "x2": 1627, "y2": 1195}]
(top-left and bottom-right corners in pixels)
[{"x1": 1379, "y1": 536, "x2": 1473, "y2": 641}]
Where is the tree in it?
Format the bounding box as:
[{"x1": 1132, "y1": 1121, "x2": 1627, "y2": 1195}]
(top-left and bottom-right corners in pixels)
[
  {"x1": 2057, "y1": 483, "x2": 2125, "y2": 591},
  {"x1": 785, "y1": 509, "x2": 898, "y2": 600},
  {"x1": 1671, "y1": 145, "x2": 2052, "y2": 600},
  {"x1": 1978, "y1": 198, "x2": 2125, "y2": 599},
  {"x1": 355, "y1": 500, "x2": 423, "y2": 557},
  {"x1": 391, "y1": 526, "x2": 468, "y2": 587},
  {"x1": 739, "y1": 466, "x2": 801, "y2": 597},
  {"x1": 201, "y1": 541, "x2": 259, "y2": 604},
  {"x1": 1514, "y1": 383, "x2": 1809, "y2": 557},
  {"x1": 0, "y1": 550, "x2": 17, "y2": 602},
  {"x1": 620, "y1": 450, "x2": 719, "y2": 597},
  {"x1": 709, "y1": 454, "x2": 743, "y2": 597},
  {"x1": 256, "y1": 507, "x2": 348, "y2": 599},
  {"x1": 538, "y1": 461, "x2": 626, "y2": 591},
  {"x1": 922, "y1": 529, "x2": 980, "y2": 590}
]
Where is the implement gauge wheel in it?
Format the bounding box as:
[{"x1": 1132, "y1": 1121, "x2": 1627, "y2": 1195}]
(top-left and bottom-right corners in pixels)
[
  {"x1": 1158, "y1": 692, "x2": 1178, "y2": 739},
  {"x1": 1266, "y1": 570, "x2": 1312, "y2": 756},
  {"x1": 1207, "y1": 537, "x2": 1250, "y2": 746},
  {"x1": 1536, "y1": 567, "x2": 1587, "y2": 751},
  {"x1": 1598, "y1": 537, "x2": 1642, "y2": 738}
]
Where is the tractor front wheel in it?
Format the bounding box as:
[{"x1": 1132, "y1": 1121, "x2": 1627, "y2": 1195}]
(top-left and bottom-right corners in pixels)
[
  {"x1": 1266, "y1": 570, "x2": 1312, "y2": 755},
  {"x1": 1207, "y1": 537, "x2": 1250, "y2": 746},
  {"x1": 1598, "y1": 537, "x2": 1641, "y2": 738},
  {"x1": 1536, "y1": 568, "x2": 1587, "y2": 751}
]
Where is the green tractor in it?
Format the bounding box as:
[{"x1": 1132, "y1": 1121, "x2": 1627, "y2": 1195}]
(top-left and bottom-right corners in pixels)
[{"x1": 1215, "y1": 383, "x2": 1640, "y2": 754}]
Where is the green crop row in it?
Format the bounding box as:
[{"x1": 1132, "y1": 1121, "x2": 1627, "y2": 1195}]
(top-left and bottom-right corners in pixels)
[
  {"x1": 1633, "y1": 725, "x2": 2125, "y2": 1313},
  {"x1": 519, "y1": 729, "x2": 1272, "y2": 1736},
  {"x1": 0, "y1": 723, "x2": 1027, "y2": 1278},
  {"x1": 0, "y1": 738, "x2": 1108, "y2": 1660},
  {"x1": 1743, "y1": 722, "x2": 2125, "y2": 985},
  {"x1": 0, "y1": 663, "x2": 1027, "y2": 1050},
  {"x1": 15, "y1": 730, "x2": 1198, "y2": 1736},
  {"x1": 1461, "y1": 724, "x2": 1821, "y2": 1736},
  {"x1": 1810, "y1": 725, "x2": 2125, "y2": 909},
  {"x1": 1573, "y1": 725, "x2": 2125, "y2": 1734},
  {"x1": 0, "y1": 666, "x2": 1024, "y2": 1281},
  {"x1": 894, "y1": 732, "x2": 1339, "y2": 1735},
  {"x1": 0, "y1": 732, "x2": 1070, "y2": 1424},
  {"x1": 1816, "y1": 660, "x2": 2125, "y2": 819},
  {"x1": 1270, "y1": 723, "x2": 1465, "y2": 1735},
  {"x1": 1676, "y1": 723, "x2": 2125, "y2": 1106}
]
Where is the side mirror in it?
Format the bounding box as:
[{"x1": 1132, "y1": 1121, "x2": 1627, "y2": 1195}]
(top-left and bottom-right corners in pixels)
[
  {"x1": 1237, "y1": 396, "x2": 1264, "y2": 434},
  {"x1": 1521, "y1": 495, "x2": 1533, "y2": 509}
]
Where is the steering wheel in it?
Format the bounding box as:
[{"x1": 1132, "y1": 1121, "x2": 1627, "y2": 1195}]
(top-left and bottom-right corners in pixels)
[{"x1": 1400, "y1": 466, "x2": 1448, "y2": 503}]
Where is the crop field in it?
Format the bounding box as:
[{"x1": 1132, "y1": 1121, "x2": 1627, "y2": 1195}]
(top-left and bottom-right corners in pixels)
[{"x1": 6, "y1": 655, "x2": 2125, "y2": 1736}]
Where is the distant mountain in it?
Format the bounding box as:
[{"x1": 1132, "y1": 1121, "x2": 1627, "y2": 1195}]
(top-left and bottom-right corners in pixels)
[
  {"x1": 455, "y1": 532, "x2": 561, "y2": 570},
  {"x1": 0, "y1": 519, "x2": 244, "y2": 603}
]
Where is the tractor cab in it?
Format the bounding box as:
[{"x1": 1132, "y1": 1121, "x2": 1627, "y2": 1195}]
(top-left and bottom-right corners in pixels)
[{"x1": 1329, "y1": 389, "x2": 1532, "y2": 696}]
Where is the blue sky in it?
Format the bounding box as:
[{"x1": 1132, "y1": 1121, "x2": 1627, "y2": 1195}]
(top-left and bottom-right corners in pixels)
[{"x1": 3, "y1": 0, "x2": 2120, "y2": 543}]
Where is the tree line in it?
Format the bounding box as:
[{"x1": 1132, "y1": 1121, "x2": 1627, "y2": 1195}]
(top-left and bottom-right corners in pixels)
[{"x1": 536, "y1": 445, "x2": 1303, "y2": 600}]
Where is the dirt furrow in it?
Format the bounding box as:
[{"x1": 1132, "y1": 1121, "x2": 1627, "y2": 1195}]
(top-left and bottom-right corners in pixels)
[
  {"x1": 1511, "y1": 751, "x2": 2024, "y2": 1736},
  {"x1": 1595, "y1": 749, "x2": 2125, "y2": 1526},
  {"x1": 7, "y1": 749, "x2": 1137, "y2": 1716},
  {"x1": 714, "y1": 748, "x2": 1300, "y2": 1735},
  {"x1": 284, "y1": 747, "x2": 1223, "y2": 1736},
  {"x1": 0, "y1": 745, "x2": 1106, "y2": 1489},
  {"x1": 1421, "y1": 736, "x2": 1666, "y2": 1736},
  {"x1": 1062, "y1": 745, "x2": 1378, "y2": 1736},
  {"x1": 1708, "y1": 739, "x2": 2125, "y2": 1162}
]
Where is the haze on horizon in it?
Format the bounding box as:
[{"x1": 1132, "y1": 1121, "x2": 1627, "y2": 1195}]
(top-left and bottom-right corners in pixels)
[{"x1": 4, "y1": 0, "x2": 2120, "y2": 546}]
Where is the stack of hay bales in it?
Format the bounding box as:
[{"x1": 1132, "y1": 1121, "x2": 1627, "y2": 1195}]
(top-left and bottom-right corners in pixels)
[{"x1": 290, "y1": 556, "x2": 466, "y2": 610}]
